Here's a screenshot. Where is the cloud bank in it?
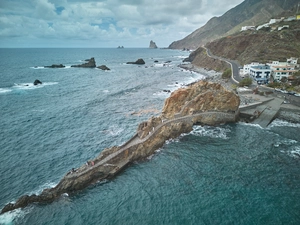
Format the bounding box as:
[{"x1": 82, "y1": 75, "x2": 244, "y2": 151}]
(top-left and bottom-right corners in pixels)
[{"x1": 0, "y1": 0, "x2": 244, "y2": 47}]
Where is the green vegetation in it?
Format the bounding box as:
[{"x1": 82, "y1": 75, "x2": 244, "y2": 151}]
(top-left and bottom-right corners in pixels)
[
  {"x1": 267, "y1": 71, "x2": 300, "y2": 93},
  {"x1": 222, "y1": 68, "x2": 232, "y2": 79},
  {"x1": 238, "y1": 77, "x2": 252, "y2": 87}
]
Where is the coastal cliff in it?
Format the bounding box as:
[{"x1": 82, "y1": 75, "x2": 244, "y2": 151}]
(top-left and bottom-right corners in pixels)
[{"x1": 1, "y1": 80, "x2": 239, "y2": 214}]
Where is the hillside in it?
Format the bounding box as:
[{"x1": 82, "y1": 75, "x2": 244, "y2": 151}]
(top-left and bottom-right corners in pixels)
[
  {"x1": 184, "y1": 19, "x2": 300, "y2": 71},
  {"x1": 205, "y1": 20, "x2": 300, "y2": 65},
  {"x1": 169, "y1": 0, "x2": 299, "y2": 50}
]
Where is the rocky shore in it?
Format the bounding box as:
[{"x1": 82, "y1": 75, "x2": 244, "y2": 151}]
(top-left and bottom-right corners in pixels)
[
  {"x1": 179, "y1": 63, "x2": 300, "y2": 123},
  {"x1": 1, "y1": 80, "x2": 239, "y2": 214}
]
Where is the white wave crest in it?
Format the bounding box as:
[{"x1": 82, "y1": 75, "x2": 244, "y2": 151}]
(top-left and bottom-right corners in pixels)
[
  {"x1": 269, "y1": 119, "x2": 300, "y2": 128},
  {"x1": 0, "y1": 207, "x2": 30, "y2": 225},
  {"x1": 238, "y1": 122, "x2": 264, "y2": 129},
  {"x1": 10, "y1": 82, "x2": 58, "y2": 91},
  {"x1": 108, "y1": 125, "x2": 124, "y2": 136},
  {"x1": 0, "y1": 88, "x2": 12, "y2": 94},
  {"x1": 28, "y1": 182, "x2": 57, "y2": 196},
  {"x1": 31, "y1": 66, "x2": 45, "y2": 69},
  {"x1": 191, "y1": 125, "x2": 231, "y2": 139},
  {"x1": 290, "y1": 146, "x2": 300, "y2": 158}
]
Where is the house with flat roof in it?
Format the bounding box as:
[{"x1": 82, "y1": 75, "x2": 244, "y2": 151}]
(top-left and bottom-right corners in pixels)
[
  {"x1": 249, "y1": 65, "x2": 271, "y2": 84},
  {"x1": 268, "y1": 58, "x2": 299, "y2": 81}
]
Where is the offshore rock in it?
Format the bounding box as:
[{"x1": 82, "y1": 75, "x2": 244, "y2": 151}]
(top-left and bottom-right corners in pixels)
[
  {"x1": 1, "y1": 80, "x2": 239, "y2": 214},
  {"x1": 126, "y1": 58, "x2": 145, "y2": 65},
  {"x1": 44, "y1": 64, "x2": 65, "y2": 68},
  {"x1": 97, "y1": 65, "x2": 110, "y2": 70},
  {"x1": 149, "y1": 40, "x2": 158, "y2": 48},
  {"x1": 33, "y1": 79, "x2": 42, "y2": 85},
  {"x1": 71, "y1": 57, "x2": 96, "y2": 68}
]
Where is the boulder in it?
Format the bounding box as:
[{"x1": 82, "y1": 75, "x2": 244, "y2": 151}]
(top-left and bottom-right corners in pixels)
[
  {"x1": 149, "y1": 40, "x2": 158, "y2": 48},
  {"x1": 44, "y1": 64, "x2": 65, "y2": 68},
  {"x1": 97, "y1": 65, "x2": 110, "y2": 70},
  {"x1": 126, "y1": 58, "x2": 145, "y2": 65},
  {"x1": 33, "y1": 79, "x2": 42, "y2": 85},
  {"x1": 71, "y1": 57, "x2": 96, "y2": 68}
]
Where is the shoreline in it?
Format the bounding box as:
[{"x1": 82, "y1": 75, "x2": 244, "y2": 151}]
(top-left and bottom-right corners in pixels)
[{"x1": 179, "y1": 63, "x2": 300, "y2": 124}]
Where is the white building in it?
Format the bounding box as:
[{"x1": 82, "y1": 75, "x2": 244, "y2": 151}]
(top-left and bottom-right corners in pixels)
[
  {"x1": 249, "y1": 65, "x2": 271, "y2": 84},
  {"x1": 243, "y1": 63, "x2": 265, "y2": 76},
  {"x1": 269, "y1": 58, "x2": 299, "y2": 81},
  {"x1": 241, "y1": 26, "x2": 256, "y2": 31}
]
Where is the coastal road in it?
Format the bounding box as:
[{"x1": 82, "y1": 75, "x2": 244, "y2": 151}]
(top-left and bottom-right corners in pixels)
[{"x1": 203, "y1": 46, "x2": 241, "y2": 84}]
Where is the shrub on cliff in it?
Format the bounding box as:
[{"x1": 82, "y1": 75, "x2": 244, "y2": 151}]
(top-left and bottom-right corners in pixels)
[
  {"x1": 238, "y1": 77, "x2": 252, "y2": 87},
  {"x1": 222, "y1": 68, "x2": 232, "y2": 79}
]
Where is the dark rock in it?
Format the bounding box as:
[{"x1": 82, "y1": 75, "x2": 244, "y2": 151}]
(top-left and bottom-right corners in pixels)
[
  {"x1": 154, "y1": 60, "x2": 159, "y2": 63},
  {"x1": 44, "y1": 64, "x2": 65, "y2": 68},
  {"x1": 71, "y1": 58, "x2": 96, "y2": 68},
  {"x1": 34, "y1": 79, "x2": 42, "y2": 85},
  {"x1": 126, "y1": 58, "x2": 145, "y2": 65},
  {"x1": 97, "y1": 65, "x2": 110, "y2": 70},
  {"x1": 164, "y1": 61, "x2": 172, "y2": 63},
  {"x1": 149, "y1": 40, "x2": 158, "y2": 48},
  {"x1": 163, "y1": 90, "x2": 171, "y2": 93}
]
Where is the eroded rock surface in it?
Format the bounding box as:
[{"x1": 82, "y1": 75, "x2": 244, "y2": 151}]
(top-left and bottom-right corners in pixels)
[
  {"x1": 1, "y1": 80, "x2": 239, "y2": 214},
  {"x1": 162, "y1": 80, "x2": 240, "y2": 120}
]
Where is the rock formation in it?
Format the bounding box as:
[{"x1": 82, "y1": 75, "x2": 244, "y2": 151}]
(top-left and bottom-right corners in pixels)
[
  {"x1": 71, "y1": 58, "x2": 96, "y2": 68},
  {"x1": 162, "y1": 80, "x2": 240, "y2": 120},
  {"x1": 97, "y1": 65, "x2": 110, "y2": 70},
  {"x1": 126, "y1": 58, "x2": 145, "y2": 65},
  {"x1": 1, "y1": 80, "x2": 239, "y2": 215},
  {"x1": 44, "y1": 64, "x2": 65, "y2": 68},
  {"x1": 33, "y1": 79, "x2": 42, "y2": 85},
  {"x1": 149, "y1": 40, "x2": 158, "y2": 48}
]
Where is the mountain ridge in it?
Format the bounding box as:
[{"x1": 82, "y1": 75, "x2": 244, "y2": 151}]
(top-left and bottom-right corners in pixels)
[{"x1": 169, "y1": 0, "x2": 299, "y2": 50}]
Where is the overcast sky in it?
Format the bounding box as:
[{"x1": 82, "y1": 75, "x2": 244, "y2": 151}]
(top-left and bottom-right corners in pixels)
[{"x1": 0, "y1": 0, "x2": 244, "y2": 48}]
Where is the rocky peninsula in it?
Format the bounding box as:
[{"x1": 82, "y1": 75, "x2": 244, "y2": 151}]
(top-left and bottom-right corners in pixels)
[{"x1": 1, "y1": 80, "x2": 239, "y2": 214}]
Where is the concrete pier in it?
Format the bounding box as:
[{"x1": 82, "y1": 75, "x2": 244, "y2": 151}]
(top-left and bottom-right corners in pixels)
[{"x1": 239, "y1": 94, "x2": 284, "y2": 128}]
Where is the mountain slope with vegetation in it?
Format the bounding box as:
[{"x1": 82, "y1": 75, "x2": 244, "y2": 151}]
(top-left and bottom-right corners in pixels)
[
  {"x1": 169, "y1": 0, "x2": 299, "y2": 50},
  {"x1": 205, "y1": 20, "x2": 300, "y2": 65}
]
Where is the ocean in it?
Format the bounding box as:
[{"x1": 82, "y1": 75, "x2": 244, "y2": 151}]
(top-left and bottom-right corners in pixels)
[{"x1": 0, "y1": 48, "x2": 299, "y2": 225}]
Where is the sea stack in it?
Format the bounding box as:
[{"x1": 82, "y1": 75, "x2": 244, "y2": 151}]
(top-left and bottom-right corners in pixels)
[
  {"x1": 149, "y1": 40, "x2": 158, "y2": 49},
  {"x1": 71, "y1": 57, "x2": 96, "y2": 68}
]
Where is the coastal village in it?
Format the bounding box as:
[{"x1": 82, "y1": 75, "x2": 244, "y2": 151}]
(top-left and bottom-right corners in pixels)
[{"x1": 240, "y1": 14, "x2": 300, "y2": 89}]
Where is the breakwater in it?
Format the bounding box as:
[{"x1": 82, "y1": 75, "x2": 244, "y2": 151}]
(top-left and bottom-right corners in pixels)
[{"x1": 1, "y1": 80, "x2": 240, "y2": 214}]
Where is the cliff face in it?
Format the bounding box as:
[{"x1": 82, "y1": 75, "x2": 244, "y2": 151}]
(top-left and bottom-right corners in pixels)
[
  {"x1": 1, "y1": 80, "x2": 240, "y2": 215},
  {"x1": 162, "y1": 80, "x2": 240, "y2": 119},
  {"x1": 169, "y1": 0, "x2": 299, "y2": 49}
]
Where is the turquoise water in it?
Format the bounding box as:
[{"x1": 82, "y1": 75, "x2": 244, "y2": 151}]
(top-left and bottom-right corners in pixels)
[{"x1": 0, "y1": 49, "x2": 300, "y2": 225}]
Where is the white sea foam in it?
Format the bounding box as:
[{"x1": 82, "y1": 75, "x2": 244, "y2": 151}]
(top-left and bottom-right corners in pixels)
[
  {"x1": 31, "y1": 66, "x2": 45, "y2": 69},
  {"x1": 103, "y1": 90, "x2": 109, "y2": 93},
  {"x1": 0, "y1": 208, "x2": 30, "y2": 225},
  {"x1": 0, "y1": 88, "x2": 12, "y2": 94},
  {"x1": 269, "y1": 119, "x2": 300, "y2": 128},
  {"x1": 108, "y1": 125, "x2": 124, "y2": 136},
  {"x1": 238, "y1": 122, "x2": 264, "y2": 129},
  {"x1": 28, "y1": 182, "x2": 57, "y2": 196},
  {"x1": 191, "y1": 125, "x2": 231, "y2": 139},
  {"x1": 10, "y1": 82, "x2": 58, "y2": 91},
  {"x1": 289, "y1": 146, "x2": 300, "y2": 158}
]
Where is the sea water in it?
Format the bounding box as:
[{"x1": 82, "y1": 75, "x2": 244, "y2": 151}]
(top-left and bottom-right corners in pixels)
[{"x1": 0, "y1": 48, "x2": 299, "y2": 225}]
